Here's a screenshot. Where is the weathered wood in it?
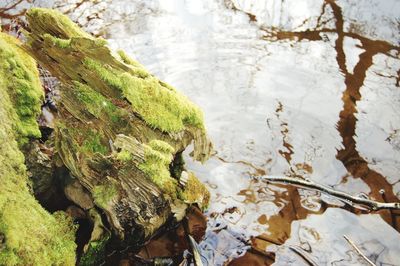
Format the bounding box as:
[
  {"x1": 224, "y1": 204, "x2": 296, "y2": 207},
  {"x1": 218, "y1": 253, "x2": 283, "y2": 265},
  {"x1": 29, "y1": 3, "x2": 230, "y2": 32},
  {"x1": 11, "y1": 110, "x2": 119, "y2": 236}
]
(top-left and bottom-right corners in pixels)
[{"x1": 23, "y1": 7, "x2": 212, "y2": 259}]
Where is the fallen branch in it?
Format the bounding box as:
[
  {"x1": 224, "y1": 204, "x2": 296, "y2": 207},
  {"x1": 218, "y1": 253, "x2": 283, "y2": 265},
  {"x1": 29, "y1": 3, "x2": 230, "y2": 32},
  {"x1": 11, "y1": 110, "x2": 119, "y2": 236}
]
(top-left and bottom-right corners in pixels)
[
  {"x1": 261, "y1": 176, "x2": 400, "y2": 211},
  {"x1": 343, "y1": 235, "x2": 376, "y2": 266}
]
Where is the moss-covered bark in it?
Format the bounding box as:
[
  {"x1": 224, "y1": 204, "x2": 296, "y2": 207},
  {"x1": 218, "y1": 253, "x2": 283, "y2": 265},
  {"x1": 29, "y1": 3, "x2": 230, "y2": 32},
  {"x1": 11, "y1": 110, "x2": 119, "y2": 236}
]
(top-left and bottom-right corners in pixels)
[
  {"x1": 20, "y1": 7, "x2": 212, "y2": 258},
  {"x1": 0, "y1": 32, "x2": 76, "y2": 266},
  {"x1": 25, "y1": 8, "x2": 212, "y2": 162},
  {"x1": 0, "y1": 32, "x2": 43, "y2": 145}
]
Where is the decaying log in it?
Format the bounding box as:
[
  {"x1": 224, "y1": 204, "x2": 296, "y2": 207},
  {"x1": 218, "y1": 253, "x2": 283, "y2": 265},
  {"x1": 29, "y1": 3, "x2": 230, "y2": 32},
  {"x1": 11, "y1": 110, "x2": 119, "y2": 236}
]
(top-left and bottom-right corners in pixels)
[
  {"x1": 0, "y1": 32, "x2": 76, "y2": 265},
  {"x1": 22, "y1": 7, "x2": 212, "y2": 262}
]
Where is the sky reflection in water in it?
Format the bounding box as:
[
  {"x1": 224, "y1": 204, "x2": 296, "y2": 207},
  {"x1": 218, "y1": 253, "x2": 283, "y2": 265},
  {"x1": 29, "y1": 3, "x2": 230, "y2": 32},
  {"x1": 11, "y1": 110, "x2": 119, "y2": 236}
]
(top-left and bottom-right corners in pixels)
[{"x1": 1, "y1": 0, "x2": 399, "y2": 264}]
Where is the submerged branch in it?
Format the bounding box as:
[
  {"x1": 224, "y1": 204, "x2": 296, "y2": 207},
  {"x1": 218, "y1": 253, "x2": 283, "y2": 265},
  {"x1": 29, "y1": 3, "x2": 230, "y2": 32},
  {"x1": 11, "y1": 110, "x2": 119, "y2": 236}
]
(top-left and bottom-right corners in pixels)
[
  {"x1": 261, "y1": 176, "x2": 400, "y2": 211},
  {"x1": 343, "y1": 235, "x2": 376, "y2": 266}
]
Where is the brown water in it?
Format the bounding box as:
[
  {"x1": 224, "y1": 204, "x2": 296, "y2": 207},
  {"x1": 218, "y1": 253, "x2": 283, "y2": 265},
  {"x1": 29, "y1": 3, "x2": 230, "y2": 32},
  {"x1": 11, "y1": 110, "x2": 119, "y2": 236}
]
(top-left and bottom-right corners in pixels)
[{"x1": 1, "y1": 0, "x2": 400, "y2": 265}]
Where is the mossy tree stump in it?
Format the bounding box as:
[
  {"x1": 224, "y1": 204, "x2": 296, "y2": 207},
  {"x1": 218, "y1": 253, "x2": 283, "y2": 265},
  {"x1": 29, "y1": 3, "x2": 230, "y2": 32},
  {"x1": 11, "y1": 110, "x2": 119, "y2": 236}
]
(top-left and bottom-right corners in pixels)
[{"x1": 22, "y1": 7, "x2": 212, "y2": 261}]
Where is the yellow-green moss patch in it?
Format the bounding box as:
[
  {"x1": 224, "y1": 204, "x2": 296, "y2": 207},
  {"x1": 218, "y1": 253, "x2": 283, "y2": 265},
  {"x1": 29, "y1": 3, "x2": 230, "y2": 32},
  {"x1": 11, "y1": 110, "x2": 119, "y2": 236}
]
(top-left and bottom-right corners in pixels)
[
  {"x1": 0, "y1": 32, "x2": 76, "y2": 266},
  {"x1": 139, "y1": 140, "x2": 178, "y2": 197},
  {"x1": 82, "y1": 129, "x2": 109, "y2": 155},
  {"x1": 180, "y1": 172, "x2": 210, "y2": 210},
  {"x1": 0, "y1": 32, "x2": 43, "y2": 145},
  {"x1": 26, "y1": 8, "x2": 93, "y2": 39},
  {"x1": 116, "y1": 150, "x2": 132, "y2": 161},
  {"x1": 84, "y1": 55, "x2": 205, "y2": 133}
]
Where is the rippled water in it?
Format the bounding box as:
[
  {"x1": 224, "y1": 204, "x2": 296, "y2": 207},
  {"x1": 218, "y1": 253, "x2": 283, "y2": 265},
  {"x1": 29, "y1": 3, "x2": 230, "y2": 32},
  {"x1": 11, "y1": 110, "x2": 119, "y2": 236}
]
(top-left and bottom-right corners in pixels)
[{"x1": 1, "y1": 0, "x2": 399, "y2": 265}]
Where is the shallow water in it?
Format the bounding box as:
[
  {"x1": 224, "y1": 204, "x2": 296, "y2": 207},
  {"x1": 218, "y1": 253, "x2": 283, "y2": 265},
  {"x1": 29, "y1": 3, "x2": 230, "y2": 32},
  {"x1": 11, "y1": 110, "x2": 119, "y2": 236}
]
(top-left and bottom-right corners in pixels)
[{"x1": 1, "y1": 0, "x2": 399, "y2": 265}]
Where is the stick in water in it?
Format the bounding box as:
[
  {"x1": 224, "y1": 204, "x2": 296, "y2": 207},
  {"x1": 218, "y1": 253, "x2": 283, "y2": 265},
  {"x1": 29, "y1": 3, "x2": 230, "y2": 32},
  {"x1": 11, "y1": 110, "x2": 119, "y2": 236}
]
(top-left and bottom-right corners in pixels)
[
  {"x1": 343, "y1": 235, "x2": 376, "y2": 266},
  {"x1": 261, "y1": 176, "x2": 400, "y2": 211}
]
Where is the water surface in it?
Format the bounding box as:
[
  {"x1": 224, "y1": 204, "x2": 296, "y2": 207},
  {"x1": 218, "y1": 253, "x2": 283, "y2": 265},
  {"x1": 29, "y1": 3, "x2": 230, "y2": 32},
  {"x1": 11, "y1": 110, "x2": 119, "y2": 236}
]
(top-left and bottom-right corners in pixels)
[{"x1": 1, "y1": 0, "x2": 399, "y2": 265}]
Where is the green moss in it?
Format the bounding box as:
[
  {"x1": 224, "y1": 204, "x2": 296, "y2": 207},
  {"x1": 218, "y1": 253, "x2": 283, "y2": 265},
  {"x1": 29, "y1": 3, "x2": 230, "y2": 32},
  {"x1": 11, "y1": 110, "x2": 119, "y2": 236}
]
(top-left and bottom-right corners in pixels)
[
  {"x1": 26, "y1": 8, "x2": 92, "y2": 39},
  {"x1": 0, "y1": 32, "x2": 77, "y2": 266},
  {"x1": 92, "y1": 181, "x2": 118, "y2": 209},
  {"x1": 83, "y1": 56, "x2": 205, "y2": 133},
  {"x1": 0, "y1": 86, "x2": 71, "y2": 265},
  {"x1": 72, "y1": 81, "x2": 120, "y2": 122},
  {"x1": 180, "y1": 172, "x2": 210, "y2": 210},
  {"x1": 0, "y1": 206, "x2": 77, "y2": 266},
  {"x1": 116, "y1": 137, "x2": 210, "y2": 203},
  {"x1": 83, "y1": 58, "x2": 122, "y2": 88},
  {"x1": 119, "y1": 71, "x2": 204, "y2": 133},
  {"x1": 116, "y1": 150, "x2": 132, "y2": 161},
  {"x1": 94, "y1": 38, "x2": 108, "y2": 47},
  {"x1": 117, "y1": 50, "x2": 149, "y2": 78},
  {"x1": 117, "y1": 50, "x2": 142, "y2": 68},
  {"x1": 138, "y1": 140, "x2": 178, "y2": 197},
  {"x1": 43, "y1": 33, "x2": 71, "y2": 48},
  {"x1": 148, "y1": 139, "x2": 175, "y2": 153},
  {"x1": 82, "y1": 129, "x2": 109, "y2": 155},
  {"x1": 0, "y1": 32, "x2": 44, "y2": 145}
]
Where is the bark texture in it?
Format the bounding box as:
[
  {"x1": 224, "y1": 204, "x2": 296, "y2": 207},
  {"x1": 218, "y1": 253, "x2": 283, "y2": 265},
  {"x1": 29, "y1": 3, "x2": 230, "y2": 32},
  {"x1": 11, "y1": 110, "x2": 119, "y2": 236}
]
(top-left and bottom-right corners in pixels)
[{"x1": 23, "y1": 7, "x2": 212, "y2": 258}]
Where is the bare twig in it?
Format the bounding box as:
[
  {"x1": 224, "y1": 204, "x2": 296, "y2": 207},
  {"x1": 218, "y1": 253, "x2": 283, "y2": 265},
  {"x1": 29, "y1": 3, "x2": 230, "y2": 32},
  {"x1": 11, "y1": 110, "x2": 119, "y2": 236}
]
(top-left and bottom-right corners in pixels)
[
  {"x1": 289, "y1": 246, "x2": 318, "y2": 266},
  {"x1": 343, "y1": 235, "x2": 376, "y2": 266},
  {"x1": 261, "y1": 176, "x2": 400, "y2": 211},
  {"x1": 183, "y1": 217, "x2": 203, "y2": 266}
]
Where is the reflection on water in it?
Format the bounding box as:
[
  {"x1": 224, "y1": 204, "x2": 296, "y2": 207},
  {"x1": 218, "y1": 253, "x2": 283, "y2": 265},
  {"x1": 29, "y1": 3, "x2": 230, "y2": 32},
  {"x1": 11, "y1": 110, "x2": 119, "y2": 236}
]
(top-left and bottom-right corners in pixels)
[{"x1": 1, "y1": 0, "x2": 400, "y2": 265}]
